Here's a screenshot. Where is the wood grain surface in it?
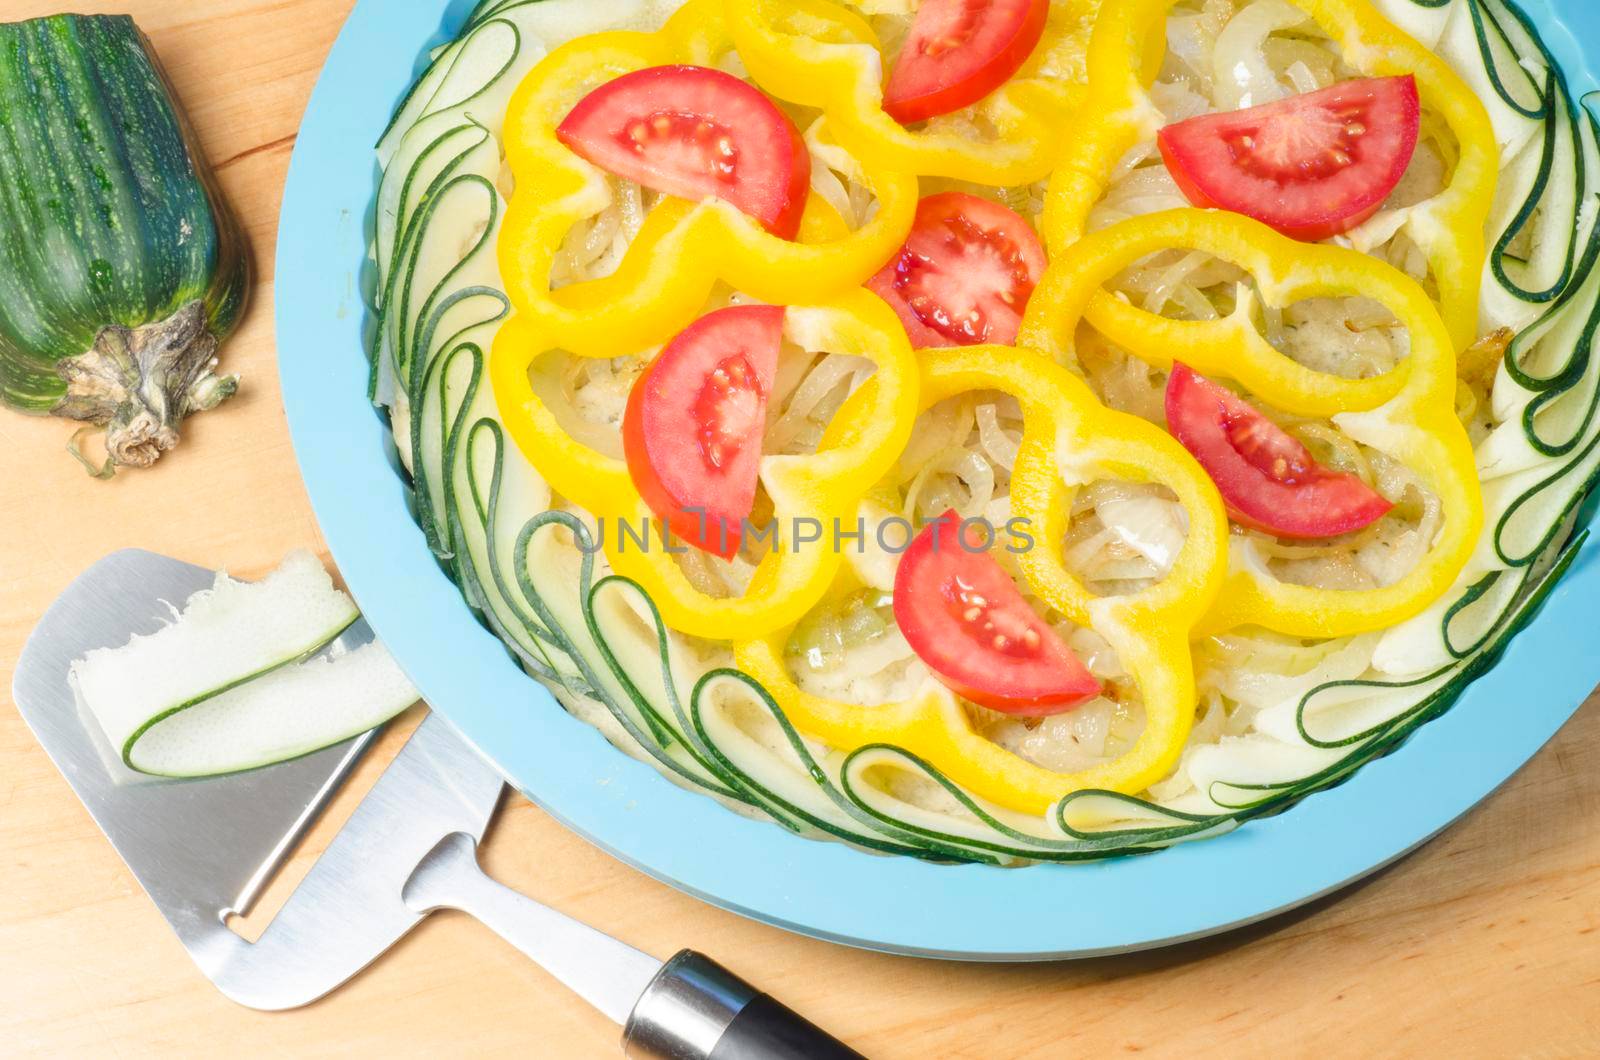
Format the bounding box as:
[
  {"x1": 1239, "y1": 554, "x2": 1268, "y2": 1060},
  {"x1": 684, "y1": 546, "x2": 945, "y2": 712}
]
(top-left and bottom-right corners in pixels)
[{"x1": 0, "y1": 2, "x2": 1596, "y2": 1056}]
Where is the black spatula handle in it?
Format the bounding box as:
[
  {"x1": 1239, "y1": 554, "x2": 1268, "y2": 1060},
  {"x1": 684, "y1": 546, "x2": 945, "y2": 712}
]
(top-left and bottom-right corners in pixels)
[{"x1": 623, "y1": 950, "x2": 865, "y2": 1059}]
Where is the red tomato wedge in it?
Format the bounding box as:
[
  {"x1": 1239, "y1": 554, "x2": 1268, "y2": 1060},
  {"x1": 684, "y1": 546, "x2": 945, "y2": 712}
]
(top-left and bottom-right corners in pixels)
[
  {"x1": 557, "y1": 65, "x2": 811, "y2": 239},
  {"x1": 1165, "y1": 364, "x2": 1393, "y2": 540},
  {"x1": 623, "y1": 305, "x2": 785, "y2": 558},
  {"x1": 894, "y1": 511, "x2": 1102, "y2": 715},
  {"x1": 867, "y1": 192, "x2": 1046, "y2": 348},
  {"x1": 1157, "y1": 76, "x2": 1421, "y2": 242},
  {"x1": 882, "y1": 0, "x2": 1049, "y2": 124}
]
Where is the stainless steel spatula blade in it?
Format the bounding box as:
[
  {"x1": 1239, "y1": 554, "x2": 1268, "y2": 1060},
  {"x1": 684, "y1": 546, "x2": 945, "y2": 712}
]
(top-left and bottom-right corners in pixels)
[
  {"x1": 13, "y1": 550, "x2": 374, "y2": 929},
  {"x1": 10, "y1": 549, "x2": 501, "y2": 1009}
]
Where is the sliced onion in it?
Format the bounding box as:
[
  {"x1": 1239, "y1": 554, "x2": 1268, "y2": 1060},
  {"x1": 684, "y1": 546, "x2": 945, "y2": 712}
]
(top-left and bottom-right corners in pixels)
[
  {"x1": 903, "y1": 446, "x2": 997, "y2": 520},
  {"x1": 1143, "y1": 250, "x2": 1217, "y2": 314},
  {"x1": 1211, "y1": 0, "x2": 1307, "y2": 110},
  {"x1": 896, "y1": 399, "x2": 974, "y2": 482},
  {"x1": 1284, "y1": 59, "x2": 1320, "y2": 95},
  {"x1": 765, "y1": 352, "x2": 872, "y2": 455},
  {"x1": 975, "y1": 402, "x2": 1022, "y2": 472}
]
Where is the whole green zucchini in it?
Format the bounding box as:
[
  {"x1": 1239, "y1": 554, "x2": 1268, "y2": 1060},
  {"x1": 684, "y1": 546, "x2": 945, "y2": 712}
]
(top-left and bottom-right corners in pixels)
[{"x1": 0, "y1": 14, "x2": 249, "y2": 472}]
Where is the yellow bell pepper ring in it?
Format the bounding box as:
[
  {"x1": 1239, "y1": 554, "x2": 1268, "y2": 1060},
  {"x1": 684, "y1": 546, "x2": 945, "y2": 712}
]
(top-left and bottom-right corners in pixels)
[
  {"x1": 725, "y1": 0, "x2": 1095, "y2": 187},
  {"x1": 497, "y1": 0, "x2": 919, "y2": 361},
  {"x1": 1048, "y1": 0, "x2": 1497, "y2": 352},
  {"x1": 736, "y1": 345, "x2": 1231, "y2": 815},
  {"x1": 1024, "y1": 210, "x2": 1412, "y2": 419},
  {"x1": 490, "y1": 290, "x2": 919, "y2": 641},
  {"x1": 1021, "y1": 207, "x2": 1485, "y2": 640}
]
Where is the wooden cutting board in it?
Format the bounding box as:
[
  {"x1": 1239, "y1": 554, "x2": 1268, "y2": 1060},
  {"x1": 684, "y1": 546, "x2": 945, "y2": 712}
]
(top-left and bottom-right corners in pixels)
[{"x1": 0, "y1": 1, "x2": 1595, "y2": 1055}]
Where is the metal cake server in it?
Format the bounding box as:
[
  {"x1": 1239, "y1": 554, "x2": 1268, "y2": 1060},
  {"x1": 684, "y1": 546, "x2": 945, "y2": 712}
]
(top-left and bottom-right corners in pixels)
[{"x1": 14, "y1": 550, "x2": 861, "y2": 1058}]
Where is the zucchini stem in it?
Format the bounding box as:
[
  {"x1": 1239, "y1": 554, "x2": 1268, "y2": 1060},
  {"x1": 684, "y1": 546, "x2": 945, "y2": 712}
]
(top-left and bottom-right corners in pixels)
[{"x1": 53, "y1": 300, "x2": 240, "y2": 471}]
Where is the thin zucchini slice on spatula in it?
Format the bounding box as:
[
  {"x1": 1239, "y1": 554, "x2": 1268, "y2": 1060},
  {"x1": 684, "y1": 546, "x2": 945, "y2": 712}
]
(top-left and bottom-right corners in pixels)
[{"x1": 70, "y1": 551, "x2": 418, "y2": 778}]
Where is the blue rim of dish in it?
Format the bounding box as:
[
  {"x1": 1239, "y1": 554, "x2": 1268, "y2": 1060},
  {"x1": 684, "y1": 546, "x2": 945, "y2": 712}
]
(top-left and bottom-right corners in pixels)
[{"x1": 277, "y1": 0, "x2": 1600, "y2": 959}]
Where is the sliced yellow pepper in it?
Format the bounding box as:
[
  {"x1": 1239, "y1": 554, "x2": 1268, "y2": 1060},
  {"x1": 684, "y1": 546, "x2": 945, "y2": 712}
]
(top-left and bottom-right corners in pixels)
[
  {"x1": 498, "y1": 0, "x2": 918, "y2": 360},
  {"x1": 1022, "y1": 208, "x2": 1485, "y2": 639},
  {"x1": 736, "y1": 345, "x2": 1230, "y2": 815},
  {"x1": 726, "y1": 0, "x2": 1096, "y2": 187},
  {"x1": 1046, "y1": 0, "x2": 1497, "y2": 351},
  {"x1": 491, "y1": 290, "x2": 919, "y2": 640},
  {"x1": 1053, "y1": 214, "x2": 1413, "y2": 418}
]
